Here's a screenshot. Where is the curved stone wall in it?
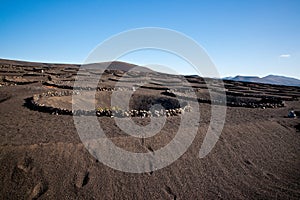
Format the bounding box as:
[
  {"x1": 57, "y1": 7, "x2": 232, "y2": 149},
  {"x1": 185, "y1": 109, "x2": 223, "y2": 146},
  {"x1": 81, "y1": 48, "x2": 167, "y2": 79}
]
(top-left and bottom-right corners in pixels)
[{"x1": 28, "y1": 90, "x2": 191, "y2": 117}]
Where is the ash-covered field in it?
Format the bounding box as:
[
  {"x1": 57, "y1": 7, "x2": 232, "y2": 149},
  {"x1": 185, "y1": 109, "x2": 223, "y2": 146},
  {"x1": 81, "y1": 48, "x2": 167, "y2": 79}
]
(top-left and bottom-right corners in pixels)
[{"x1": 0, "y1": 59, "x2": 300, "y2": 199}]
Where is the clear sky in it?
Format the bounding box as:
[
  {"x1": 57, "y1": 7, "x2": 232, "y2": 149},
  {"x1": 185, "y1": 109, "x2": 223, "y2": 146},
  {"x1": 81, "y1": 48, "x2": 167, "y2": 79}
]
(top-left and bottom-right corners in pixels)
[{"x1": 1, "y1": 0, "x2": 299, "y2": 78}]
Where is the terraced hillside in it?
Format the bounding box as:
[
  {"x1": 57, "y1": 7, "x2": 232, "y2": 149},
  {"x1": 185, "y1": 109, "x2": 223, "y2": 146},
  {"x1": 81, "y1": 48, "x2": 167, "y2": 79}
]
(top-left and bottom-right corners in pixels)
[{"x1": 0, "y1": 59, "x2": 299, "y2": 199}]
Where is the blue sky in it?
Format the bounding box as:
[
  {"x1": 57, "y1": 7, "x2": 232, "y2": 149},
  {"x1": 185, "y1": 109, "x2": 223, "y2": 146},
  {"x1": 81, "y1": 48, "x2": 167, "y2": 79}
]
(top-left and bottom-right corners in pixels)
[{"x1": 1, "y1": 0, "x2": 299, "y2": 78}]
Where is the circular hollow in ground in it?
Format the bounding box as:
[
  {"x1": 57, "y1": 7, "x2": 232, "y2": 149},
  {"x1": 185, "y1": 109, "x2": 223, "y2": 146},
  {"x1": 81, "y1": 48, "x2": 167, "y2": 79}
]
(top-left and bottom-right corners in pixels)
[{"x1": 35, "y1": 90, "x2": 184, "y2": 113}]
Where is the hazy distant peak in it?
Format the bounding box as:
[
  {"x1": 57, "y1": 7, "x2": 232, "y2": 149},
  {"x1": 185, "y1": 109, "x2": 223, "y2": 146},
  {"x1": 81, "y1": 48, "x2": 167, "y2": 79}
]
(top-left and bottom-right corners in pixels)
[{"x1": 224, "y1": 74, "x2": 300, "y2": 87}]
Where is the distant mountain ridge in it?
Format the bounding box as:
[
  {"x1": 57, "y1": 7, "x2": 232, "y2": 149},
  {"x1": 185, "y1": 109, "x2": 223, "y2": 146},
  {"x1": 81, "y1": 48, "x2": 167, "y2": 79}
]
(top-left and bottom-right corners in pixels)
[{"x1": 224, "y1": 75, "x2": 300, "y2": 87}]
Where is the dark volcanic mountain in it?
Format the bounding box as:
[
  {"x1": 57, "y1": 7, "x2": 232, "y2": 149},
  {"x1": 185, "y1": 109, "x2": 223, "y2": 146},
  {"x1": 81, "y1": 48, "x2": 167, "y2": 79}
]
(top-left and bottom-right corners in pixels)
[
  {"x1": 224, "y1": 75, "x2": 300, "y2": 87},
  {"x1": 0, "y1": 58, "x2": 152, "y2": 73}
]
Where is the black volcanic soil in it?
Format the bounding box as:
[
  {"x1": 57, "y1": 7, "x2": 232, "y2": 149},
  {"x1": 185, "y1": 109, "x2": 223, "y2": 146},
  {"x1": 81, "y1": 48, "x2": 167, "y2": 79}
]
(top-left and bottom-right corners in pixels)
[{"x1": 0, "y1": 59, "x2": 300, "y2": 199}]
